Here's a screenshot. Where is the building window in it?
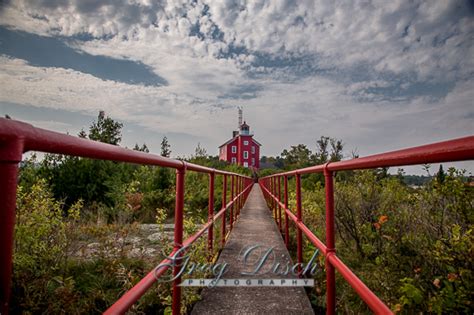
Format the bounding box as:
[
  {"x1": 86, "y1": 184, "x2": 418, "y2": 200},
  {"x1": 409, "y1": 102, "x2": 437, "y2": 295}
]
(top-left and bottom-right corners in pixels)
[
  {"x1": 244, "y1": 140, "x2": 249, "y2": 145},
  {"x1": 243, "y1": 162, "x2": 248, "y2": 167},
  {"x1": 231, "y1": 157, "x2": 236, "y2": 163},
  {"x1": 231, "y1": 145, "x2": 237, "y2": 153},
  {"x1": 251, "y1": 146, "x2": 255, "y2": 154},
  {"x1": 252, "y1": 158, "x2": 255, "y2": 166},
  {"x1": 243, "y1": 151, "x2": 248, "y2": 159}
]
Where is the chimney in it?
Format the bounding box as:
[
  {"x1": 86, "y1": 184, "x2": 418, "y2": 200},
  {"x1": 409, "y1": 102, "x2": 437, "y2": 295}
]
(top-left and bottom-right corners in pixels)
[{"x1": 238, "y1": 107, "x2": 243, "y2": 128}]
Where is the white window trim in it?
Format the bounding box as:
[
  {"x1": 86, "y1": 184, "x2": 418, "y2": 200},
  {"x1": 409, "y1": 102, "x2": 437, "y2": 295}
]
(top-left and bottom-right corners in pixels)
[
  {"x1": 252, "y1": 158, "x2": 255, "y2": 166},
  {"x1": 231, "y1": 157, "x2": 236, "y2": 163},
  {"x1": 251, "y1": 146, "x2": 255, "y2": 154},
  {"x1": 231, "y1": 145, "x2": 237, "y2": 153},
  {"x1": 243, "y1": 151, "x2": 248, "y2": 159},
  {"x1": 243, "y1": 162, "x2": 248, "y2": 167},
  {"x1": 244, "y1": 140, "x2": 249, "y2": 145}
]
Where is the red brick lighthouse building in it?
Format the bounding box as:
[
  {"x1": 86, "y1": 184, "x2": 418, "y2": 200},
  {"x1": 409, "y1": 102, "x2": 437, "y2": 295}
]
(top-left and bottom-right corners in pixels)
[{"x1": 219, "y1": 109, "x2": 261, "y2": 169}]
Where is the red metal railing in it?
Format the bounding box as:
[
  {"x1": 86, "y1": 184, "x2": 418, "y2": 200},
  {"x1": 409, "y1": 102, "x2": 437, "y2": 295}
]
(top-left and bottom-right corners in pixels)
[
  {"x1": 0, "y1": 118, "x2": 253, "y2": 315},
  {"x1": 259, "y1": 135, "x2": 474, "y2": 315}
]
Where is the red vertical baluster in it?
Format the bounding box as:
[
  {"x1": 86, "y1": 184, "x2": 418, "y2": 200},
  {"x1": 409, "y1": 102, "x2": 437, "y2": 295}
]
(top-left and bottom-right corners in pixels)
[
  {"x1": 284, "y1": 175, "x2": 289, "y2": 248},
  {"x1": 221, "y1": 174, "x2": 227, "y2": 246},
  {"x1": 240, "y1": 177, "x2": 244, "y2": 214},
  {"x1": 278, "y1": 176, "x2": 282, "y2": 231},
  {"x1": 324, "y1": 168, "x2": 336, "y2": 315},
  {"x1": 207, "y1": 172, "x2": 215, "y2": 260},
  {"x1": 265, "y1": 179, "x2": 268, "y2": 203},
  {"x1": 267, "y1": 178, "x2": 271, "y2": 205},
  {"x1": 172, "y1": 167, "x2": 185, "y2": 315},
  {"x1": 242, "y1": 177, "x2": 244, "y2": 210},
  {"x1": 237, "y1": 177, "x2": 240, "y2": 216},
  {"x1": 237, "y1": 177, "x2": 241, "y2": 215},
  {"x1": 267, "y1": 178, "x2": 270, "y2": 204},
  {"x1": 295, "y1": 173, "x2": 303, "y2": 274},
  {"x1": 0, "y1": 139, "x2": 23, "y2": 315},
  {"x1": 272, "y1": 177, "x2": 277, "y2": 220},
  {"x1": 269, "y1": 177, "x2": 272, "y2": 211},
  {"x1": 230, "y1": 175, "x2": 235, "y2": 229}
]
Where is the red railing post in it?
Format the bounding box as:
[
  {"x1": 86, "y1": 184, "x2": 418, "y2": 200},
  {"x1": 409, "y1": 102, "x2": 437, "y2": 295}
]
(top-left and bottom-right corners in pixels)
[
  {"x1": 268, "y1": 178, "x2": 271, "y2": 208},
  {"x1": 273, "y1": 177, "x2": 277, "y2": 221},
  {"x1": 324, "y1": 167, "x2": 336, "y2": 315},
  {"x1": 221, "y1": 174, "x2": 227, "y2": 246},
  {"x1": 0, "y1": 139, "x2": 23, "y2": 315},
  {"x1": 269, "y1": 177, "x2": 273, "y2": 211},
  {"x1": 284, "y1": 175, "x2": 289, "y2": 248},
  {"x1": 295, "y1": 173, "x2": 303, "y2": 273},
  {"x1": 230, "y1": 175, "x2": 235, "y2": 229},
  {"x1": 278, "y1": 176, "x2": 282, "y2": 231},
  {"x1": 267, "y1": 178, "x2": 270, "y2": 204},
  {"x1": 207, "y1": 172, "x2": 215, "y2": 260},
  {"x1": 172, "y1": 167, "x2": 185, "y2": 315},
  {"x1": 240, "y1": 178, "x2": 245, "y2": 210},
  {"x1": 265, "y1": 179, "x2": 268, "y2": 202},
  {"x1": 236, "y1": 177, "x2": 240, "y2": 216},
  {"x1": 239, "y1": 177, "x2": 243, "y2": 214},
  {"x1": 241, "y1": 177, "x2": 244, "y2": 212}
]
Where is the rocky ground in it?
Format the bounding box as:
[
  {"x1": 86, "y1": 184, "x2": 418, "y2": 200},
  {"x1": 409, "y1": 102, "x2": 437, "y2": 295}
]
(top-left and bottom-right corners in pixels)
[{"x1": 73, "y1": 224, "x2": 176, "y2": 260}]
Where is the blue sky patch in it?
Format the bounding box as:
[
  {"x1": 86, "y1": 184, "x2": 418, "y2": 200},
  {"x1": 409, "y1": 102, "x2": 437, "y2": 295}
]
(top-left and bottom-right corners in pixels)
[{"x1": 0, "y1": 26, "x2": 167, "y2": 86}]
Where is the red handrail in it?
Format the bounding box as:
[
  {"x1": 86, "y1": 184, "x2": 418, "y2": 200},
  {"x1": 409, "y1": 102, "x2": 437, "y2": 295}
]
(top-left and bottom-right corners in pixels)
[
  {"x1": 0, "y1": 118, "x2": 253, "y2": 315},
  {"x1": 259, "y1": 135, "x2": 474, "y2": 315}
]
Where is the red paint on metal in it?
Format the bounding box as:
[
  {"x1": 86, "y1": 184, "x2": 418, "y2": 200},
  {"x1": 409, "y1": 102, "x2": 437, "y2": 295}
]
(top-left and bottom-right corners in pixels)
[
  {"x1": 104, "y1": 252, "x2": 176, "y2": 315},
  {"x1": 2, "y1": 118, "x2": 473, "y2": 314},
  {"x1": 230, "y1": 175, "x2": 235, "y2": 229},
  {"x1": 284, "y1": 176, "x2": 289, "y2": 247},
  {"x1": 0, "y1": 139, "x2": 23, "y2": 315},
  {"x1": 278, "y1": 176, "x2": 282, "y2": 231},
  {"x1": 278, "y1": 136, "x2": 474, "y2": 177},
  {"x1": 328, "y1": 254, "x2": 392, "y2": 314},
  {"x1": 295, "y1": 174, "x2": 303, "y2": 273},
  {"x1": 236, "y1": 177, "x2": 240, "y2": 216},
  {"x1": 208, "y1": 173, "x2": 215, "y2": 260},
  {"x1": 273, "y1": 177, "x2": 277, "y2": 220},
  {"x1": 0, "y1": 118, "x2": 255, "y2": 315},
  {"x1": 260, "y1": 135, "x2": 474, "y2": 314},
  {"x1": 324, "y1": 168, "x2": 336, "y2": 315},
  {"x1": 221, "y1": 174, "x2": 227, "y2": 246},
  {"x1": 172, "y1": 169, "x2": 185, "y2": 315},
  {"x1": 260, "y1": 183, "x2": 328, "y2": 255}
]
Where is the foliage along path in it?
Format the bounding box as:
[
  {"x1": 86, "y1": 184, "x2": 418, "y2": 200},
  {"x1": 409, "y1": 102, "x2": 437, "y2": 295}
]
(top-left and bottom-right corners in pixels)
[{"x1": 192, "y1": 185, "x2": 314, "y2": 314}]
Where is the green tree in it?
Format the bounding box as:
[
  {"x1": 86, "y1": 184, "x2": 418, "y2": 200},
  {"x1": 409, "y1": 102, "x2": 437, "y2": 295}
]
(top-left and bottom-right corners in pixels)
[
  {"x1": 436, "y1": 164, "x2": 446, "y2": 184},
  {"x1": 281, "y1": 144, "x2": 313, "y2": 168},
  {"x1": 133, "y1": 143, "x2": 150, "y2": 153},
  {"x1": 194, "y1": 143, "x2": 207, "y2": 158},
  {"x1": 40, "y1": 112, "x2": 128, "y2": 208},
  {"x1": 88, "y1": 111, "x2": 123, "y2": 145},
  {"x1": 315, "y1": 136, "x2": 343, "y2": 163},
  {"x1": 78, "y1": 129, "x2": 87, "y2": 138},
  {"x1": 160, "y1": 136, "x2": 171, "y2": 157}
]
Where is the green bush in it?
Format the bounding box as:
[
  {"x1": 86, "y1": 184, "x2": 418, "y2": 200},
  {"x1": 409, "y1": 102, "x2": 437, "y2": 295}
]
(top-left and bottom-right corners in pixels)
[
  {"x1": 13, "y1": 179, "x2": 82, "y2": 313},
  {"x1": 282, "y1": 169, "x2": 474, "y2": 313}
]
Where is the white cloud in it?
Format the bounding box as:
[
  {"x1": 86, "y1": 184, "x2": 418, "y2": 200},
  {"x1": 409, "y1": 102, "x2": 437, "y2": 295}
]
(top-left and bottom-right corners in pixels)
[
  {"x1": 2, "y1": 0, "x2": 472, "y2": 83},
  {"x1": 0, "y1": 1, "x2": 473, "y2": 171}
]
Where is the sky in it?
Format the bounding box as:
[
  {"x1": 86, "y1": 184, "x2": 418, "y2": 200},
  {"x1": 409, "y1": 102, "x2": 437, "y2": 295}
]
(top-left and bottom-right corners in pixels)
[{"x1": 0, "y1": 0, "x2": 473, "y2": 174}]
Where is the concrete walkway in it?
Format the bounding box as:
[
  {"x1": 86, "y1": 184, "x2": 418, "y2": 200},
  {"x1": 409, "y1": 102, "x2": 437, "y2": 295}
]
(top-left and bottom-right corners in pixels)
[{"x1": 191, "y1": 184, "x2": 314, "y2": 315}]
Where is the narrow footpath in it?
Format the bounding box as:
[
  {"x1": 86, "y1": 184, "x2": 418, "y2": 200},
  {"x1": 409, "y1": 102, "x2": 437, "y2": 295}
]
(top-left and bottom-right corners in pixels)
[{"x1": 191, "y1": 184, "x2": 314, "y2": 315}]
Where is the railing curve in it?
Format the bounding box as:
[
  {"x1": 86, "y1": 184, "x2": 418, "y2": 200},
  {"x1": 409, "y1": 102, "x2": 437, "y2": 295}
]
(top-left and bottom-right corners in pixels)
[
  {"x1": 259, "y1": 135, "x2": 474, "y2": 315},
  {"x1": 0, "y1": 118, "x2": 253, "y2": 315}
]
